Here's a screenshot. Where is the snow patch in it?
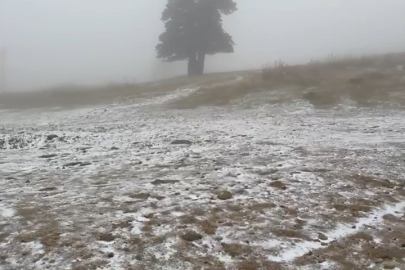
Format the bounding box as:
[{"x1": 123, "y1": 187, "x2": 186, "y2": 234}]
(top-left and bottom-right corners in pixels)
[
  {"x1": 268, "y1": 201, "x2": 405, "y2": 262},
  {"x1": 0, "y1": 202, "x2": 15, "y2": 218}
]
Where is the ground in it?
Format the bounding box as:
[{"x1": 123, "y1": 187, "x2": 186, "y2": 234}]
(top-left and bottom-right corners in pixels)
[{"x1": 1, "y1": 65, "x2": 405, "y2": 270}]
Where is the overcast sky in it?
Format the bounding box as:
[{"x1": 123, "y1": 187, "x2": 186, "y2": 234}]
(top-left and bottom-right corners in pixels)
[{"x1": 1, "y1": 0, "x2": 405, "y2": 91}]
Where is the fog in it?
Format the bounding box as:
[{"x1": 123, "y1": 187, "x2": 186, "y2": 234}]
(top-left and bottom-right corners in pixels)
[{"x1": 1, "y1": 0, "x2": 404, "y2": 91}]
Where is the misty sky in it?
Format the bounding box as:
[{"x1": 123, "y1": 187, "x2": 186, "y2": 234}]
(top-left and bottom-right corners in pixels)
[{"x1": 1, "y1": 0, "x2": 405, "y2": 91}]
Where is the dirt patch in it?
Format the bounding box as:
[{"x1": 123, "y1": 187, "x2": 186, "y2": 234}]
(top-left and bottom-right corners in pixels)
[
  {"x1": 129, "y1": 192, "x2": 150, "y2": 200},
  {"x1": 293, "y1": 219, "x2": 307, "y2": 230},
  {"x1": 280, "y1": 206, "x2": 299, "y2": 216},
  {"x1": 97, "y1": 233, "x2": 115, "y2": 242},
  {"x1": 350, "y1": 175, "x2": 399, "y2": 189},
  {"x1": 271, "y1": 229, "x2": 310, "y2": 240},
  {"x1": 365, "y1": 247, "x2": 405, "y2": 261},
  {"x1": 171, "y1": 140, "x2": 192, "y2": 145},
  {"x1": 180, "y1": 231, "x2": 203, "y2": 242},
  {"x1": 143, "y1": 213, "x2": 154, "y2": 219},
  {"x1": 237, "y1": 260, "x2": 259, "y2": 270},
  {"x1": 295, "y1": 241, "x2": 358, "y2": 269},
  {"x1": 41, "y1": 226, "x2": 60, "y2": 248},
  {"x1": 0, "y1": 233, "x2": 9, "y2": 243},
  {"x1": 383, "y1": 214, "x2": 399, "y2": 222},
  {"x1": 175, "y1": 254, "x2": 226, "y2": 270},
  {"x1": 222, "y1": 243, "x2": 253, "y2": 258},
  {"x1": 63, "y1": 161, "x2": 91, "y2": 167},
  {"x1": 17, "y1": 221, "x2": 61, "y2": 252},
  {"x1": 236, "y1": 258, "x2": 286, "y2": 270},
  {"x1": 113, "y1": 220, "x2": 132, "y2": 230},
  {"x1": 269, "y1": 181, "x2": 287, "y2": 190},
  {"x1": 199, "y1": 220, "x2": 217, "y2": 235},
  {"x1": 39, "y1": 154, "x2": 57, "y2": 159},
  {"x1": 249, "y1": 202, "x2": 277, "y2": 211},
  {"x1": 71, "y1": 259, "x2": 109, "y2": 270},
  {"x1": 151, "y1": 194, "x2": 166, "y2": 200},
  {"x1": 332, "y1": 203, "x2": 371, "y2": 215},
  {"x1": 351, "y1": 232, "x2": 374, "y2": 242},
  {"x1": 227, "y1": 204, "x2": 242, "y2": 212},
  {"x1": 302, "y1": 90, "x2": 340, "y2": 108},
  {"x1": 295, "y1": 217, "x2": 405, "y2": 269},
  {"x1": 190, "y1": 208, "x2": 206, "y2": 216},
  {"x1": 152, "y1": 179, "x2": 180, "y2": 185},
  {"x1": 179, "y1": 215, "x2": 198, "y2": 224},
  {"x1": 39, "y1": 187, "x2": 57, "y2": 192},
  {"x1": 260, "y1": 261, "x2": 286, "y2": 270},
  {"x1": 16, "y1": 206, "x2": 39, "y2": 220}
]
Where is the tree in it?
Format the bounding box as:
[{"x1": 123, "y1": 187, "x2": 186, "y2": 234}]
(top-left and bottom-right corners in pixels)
[{"x1": 156, "y1": 0, "x2": 237, "y2": 76}]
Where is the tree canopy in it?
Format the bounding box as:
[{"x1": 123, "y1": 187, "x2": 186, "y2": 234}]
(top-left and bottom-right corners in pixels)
[{"x1": 156, "y1": 0, "x2": 237, "y2": 76}]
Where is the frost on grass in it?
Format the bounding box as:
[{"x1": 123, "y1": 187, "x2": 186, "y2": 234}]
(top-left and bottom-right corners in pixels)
[{"x1": 0, "y1": 88, "x2": 405, "y2": 270}]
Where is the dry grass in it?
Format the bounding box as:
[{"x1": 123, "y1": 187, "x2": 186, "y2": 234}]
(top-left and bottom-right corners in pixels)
[
  {"x1": 168, "y1": 77, "x2": 262, "y2": 109},
  {"x1": 295, "y1": 218, "x2": 405, "y2": 270},
  {"x1": 0, "y1": 83, "x2": 147, "y2": 109},
  {"x1": 271, "y1": 229, "x2": 311, "y2": 241},
  {"x1": 170, "y1": 52, "x2": 405, "y2": 109},
  {"x1": 221, "y1": 243, "x2": 253, "y2": 258},
  {"x1": 198, "y1": 219, "x2": 218, "y2": 235},
  {"x1": 3, "y1": 52, "x2": 404, "y2": 110},
  {"x1": 268, "y1": 54, "x2": 405, "y2": 109},
  {"x1": 0, "y1": 71, "x2": 250, "y2": 109},
  {"x1": 248, "y1": 202, "x2": 277, "y2": 211}
]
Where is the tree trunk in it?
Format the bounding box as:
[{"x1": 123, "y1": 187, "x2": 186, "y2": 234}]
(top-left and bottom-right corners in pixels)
[
  {"x1": 196, "y1": 52, "x2": 206, "y2": 75},
  {"x1": 188, "y1": 52, "x2": 197, "y2": 76}
]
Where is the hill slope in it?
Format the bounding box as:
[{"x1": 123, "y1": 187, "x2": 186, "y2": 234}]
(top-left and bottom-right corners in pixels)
[{"x1": 1, "y1": 54, "x2": 405, "y2": 270}]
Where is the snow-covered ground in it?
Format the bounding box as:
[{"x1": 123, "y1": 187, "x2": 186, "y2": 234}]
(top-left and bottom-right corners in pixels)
[{"x1": 1, "y1": 85, "x2": 405, "y2": 270}]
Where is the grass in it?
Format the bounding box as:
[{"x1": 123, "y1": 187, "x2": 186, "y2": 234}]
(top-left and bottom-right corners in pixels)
[
  {"x1": 0, "y1": 71, "x2": 251, "y2": 109},
  {"x1": 1, "y1": 52, "x2": 405, "y2": 110},
  {"x1": 170, "y1": 52, "x2": 405, "y2": 109}
]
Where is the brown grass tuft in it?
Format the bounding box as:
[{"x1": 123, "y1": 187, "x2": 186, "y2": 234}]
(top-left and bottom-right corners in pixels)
[
  {"x1": 199, "y1": 220, "x2": 218, "y2": 235},
  {"x1": 272, "y1": 229, "x2": 311, "y2": 241},
  {"x1": 222, "y1": 243, "x2": 253, "y2": 258},
  {"x1": 248, "y1": 202, "x2": 277, "y2": 211}
]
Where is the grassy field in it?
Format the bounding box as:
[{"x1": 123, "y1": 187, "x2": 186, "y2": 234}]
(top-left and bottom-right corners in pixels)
[
  {"x1": 1, "y1": 52, "x2": 405, "y2": 270},
  {"x1": 169, "y1": 52, "x2": 405, "y2": 109},
  {"x1": 0, "y1": 71, "x2": 253, "y2": 109},
  {"x1": 2, "y1": 52, "x2": 404, "y2": 110}
]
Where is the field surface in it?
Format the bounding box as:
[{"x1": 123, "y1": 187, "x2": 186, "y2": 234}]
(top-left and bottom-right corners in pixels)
[{"x1": 1, "y1": 66, "x2": 405, "y2": 270}]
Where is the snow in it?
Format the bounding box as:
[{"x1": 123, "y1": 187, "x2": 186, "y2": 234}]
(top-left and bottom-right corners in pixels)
[
  {"x1": 268, "y1": 201, "x2": 405, "y2": 262},
  {"x1": 328, "y1": 201, "x2": 405, "y2": 239},
  {"x1": 0, "y1": 202, "x2": 15, "y2": 218}
]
